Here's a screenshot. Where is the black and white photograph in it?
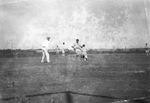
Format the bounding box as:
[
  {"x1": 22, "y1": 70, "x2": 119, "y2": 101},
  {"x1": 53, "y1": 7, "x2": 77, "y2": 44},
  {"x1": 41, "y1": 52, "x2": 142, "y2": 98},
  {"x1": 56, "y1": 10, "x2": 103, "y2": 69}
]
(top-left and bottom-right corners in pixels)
[{"x1": 0, "y1": 0, "x2": 150, "y2": 103}]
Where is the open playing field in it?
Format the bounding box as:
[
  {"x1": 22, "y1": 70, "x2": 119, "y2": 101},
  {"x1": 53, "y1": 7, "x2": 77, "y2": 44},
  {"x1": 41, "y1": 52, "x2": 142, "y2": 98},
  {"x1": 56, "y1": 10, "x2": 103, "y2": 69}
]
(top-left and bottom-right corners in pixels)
[{"x1": 0, "y1": 53, "x2": 150, "y2": 103}]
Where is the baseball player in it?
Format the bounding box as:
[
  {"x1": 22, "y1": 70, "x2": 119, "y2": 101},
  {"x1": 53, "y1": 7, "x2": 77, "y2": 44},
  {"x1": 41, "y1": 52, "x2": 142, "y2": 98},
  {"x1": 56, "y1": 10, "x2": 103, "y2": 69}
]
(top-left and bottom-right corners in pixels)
[
  {"x1": 56, "y1": 45, "x2": 60, "y2": 54},
  {"x1": 62, "y1": 42, "x2": 66, "y2": 56},
  {"x1": 41, "y1": 37, "x2": 50, "y2": 63},
  {"x1": 81, "y1": 44, "x2": 88, "y2": 61},
  {"x1": 145, "y1": 43, "x2": 149, "y2": 55},
  {"x1": 72, "y1": 39, "x2": 82, "y2": 57}
]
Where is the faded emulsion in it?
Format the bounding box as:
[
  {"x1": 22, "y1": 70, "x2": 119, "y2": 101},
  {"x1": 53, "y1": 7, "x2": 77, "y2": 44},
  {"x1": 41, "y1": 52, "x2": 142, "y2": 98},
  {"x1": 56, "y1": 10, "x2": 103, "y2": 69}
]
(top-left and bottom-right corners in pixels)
[
  {"x1": 0, "y1": 0, "x2": 150, "y2": 103},
  {"x1": 0, "y1": 0, "x2": 150, "y2": 49}
]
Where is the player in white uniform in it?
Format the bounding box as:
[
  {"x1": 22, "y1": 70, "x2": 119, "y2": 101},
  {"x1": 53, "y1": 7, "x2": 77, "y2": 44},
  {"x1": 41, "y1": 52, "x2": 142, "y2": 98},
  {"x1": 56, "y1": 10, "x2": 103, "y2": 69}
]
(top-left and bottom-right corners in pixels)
[
  {"x1": 62, "y1": 42, "x2": 66, "y2": 56},
  {"x1": 72, "y1": 39, "x2": 82, "y2": 57},
  {"x1": 145, "y1": 43, "x2": 149, "y2": 55},
  {"x1": 81, "y1": 44, "x2": 88, "y2": 61},
  {"x1": 56, "y1": 45, "x2": 60, "y2": 54},
  {"x1": 41, "y1": 37, "x2": 50, "y2": 63}
]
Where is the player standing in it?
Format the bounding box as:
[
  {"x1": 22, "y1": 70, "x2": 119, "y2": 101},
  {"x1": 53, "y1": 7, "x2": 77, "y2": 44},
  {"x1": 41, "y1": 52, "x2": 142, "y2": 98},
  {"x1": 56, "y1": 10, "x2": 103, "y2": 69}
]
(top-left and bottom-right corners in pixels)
[
  {"x1": 62, "y1": 42, "x2": 66, "y2": 56},
  {"x1": 72, "y1": 39, "x2": 82, "y2": 57},
  {"x1": 145, "y1": 43, "x2": 149, "y2": 55},
  {"x1": 56, "y1": 45, "x2": 60, "y2": 54},
  {"x1": 41, "y1": 37, "x2": 50, "y2": 63},
  {"x1": 81, "y1": 44, "x2": 88, "y2": 61}
]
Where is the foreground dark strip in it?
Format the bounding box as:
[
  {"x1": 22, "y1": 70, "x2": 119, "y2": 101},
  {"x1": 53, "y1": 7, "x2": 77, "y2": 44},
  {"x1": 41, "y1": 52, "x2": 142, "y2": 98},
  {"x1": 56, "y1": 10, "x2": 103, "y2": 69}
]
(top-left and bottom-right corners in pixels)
[
  {"x1": 1, "y1": 91, "x2": 149, "y2": 103},
  {"x1": 1, "y1": 91, "x2": 120, "y2": 101}
]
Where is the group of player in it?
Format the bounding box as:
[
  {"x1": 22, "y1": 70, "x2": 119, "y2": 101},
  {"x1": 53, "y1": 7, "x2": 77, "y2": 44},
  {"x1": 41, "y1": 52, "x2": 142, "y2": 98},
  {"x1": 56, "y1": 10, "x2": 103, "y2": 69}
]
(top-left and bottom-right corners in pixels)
[
  {"x1": 41, "y1": 37, "x2": 88, "y2": 63},
  {"x1": 41, "y1": 37, "x2": 150, "y2": 63},
  {"x1": 72, "y1": 39, "x2": 88, "y2": 61}
]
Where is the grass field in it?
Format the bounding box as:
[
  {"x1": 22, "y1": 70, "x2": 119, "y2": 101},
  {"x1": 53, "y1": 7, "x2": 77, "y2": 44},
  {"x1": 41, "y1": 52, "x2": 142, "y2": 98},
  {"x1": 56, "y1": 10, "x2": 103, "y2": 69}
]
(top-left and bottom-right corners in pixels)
[{"x1": 0, "y1": 53, "x2": 150, "y2": 103}]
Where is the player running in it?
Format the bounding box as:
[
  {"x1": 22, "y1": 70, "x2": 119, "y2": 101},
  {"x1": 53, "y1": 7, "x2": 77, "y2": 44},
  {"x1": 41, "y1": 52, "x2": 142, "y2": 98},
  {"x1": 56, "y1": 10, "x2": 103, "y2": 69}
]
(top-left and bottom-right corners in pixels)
[
  {"x1": 41, "y1": 37, "x2": 50, "y2": 63},
  {"x1": 145, "y1": 43, "x2": 149, "y2": 55},
  {"x1": 72, "y1": 39, "x2": 82, "y2": 57}
]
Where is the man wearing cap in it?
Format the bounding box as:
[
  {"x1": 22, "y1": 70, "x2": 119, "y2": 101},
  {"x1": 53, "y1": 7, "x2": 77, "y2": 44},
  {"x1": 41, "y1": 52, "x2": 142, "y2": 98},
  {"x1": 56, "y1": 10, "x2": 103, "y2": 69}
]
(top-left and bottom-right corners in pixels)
[
  {"x1": 41, "y1": 37, "x2": 50, "y2": 63},
  {"x1": 72, "y1": 39, "x2": 82, "y2": 57}
]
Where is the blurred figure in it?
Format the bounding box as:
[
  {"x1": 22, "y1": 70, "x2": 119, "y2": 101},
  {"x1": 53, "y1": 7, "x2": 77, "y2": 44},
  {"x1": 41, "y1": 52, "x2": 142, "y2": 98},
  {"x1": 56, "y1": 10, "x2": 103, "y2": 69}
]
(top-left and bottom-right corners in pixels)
[
  {"x1": 56, "y1": 45, "x2": 60, "y2": 54},
  {"x1": 81, "y1": 44, "x2": 88, "y2": 61},
  {"x1": 145, "y1": 43, "x2": 149, "y2": 55},
  {"x1": 72, "y1": 39, "x2": 82, "y2": 57},
  {"x1": 62, "y1": 42, "x2": 66, "y2": 56},
  {"x1": 41, "y1": 37, "x2": 50, "y2": 63}
]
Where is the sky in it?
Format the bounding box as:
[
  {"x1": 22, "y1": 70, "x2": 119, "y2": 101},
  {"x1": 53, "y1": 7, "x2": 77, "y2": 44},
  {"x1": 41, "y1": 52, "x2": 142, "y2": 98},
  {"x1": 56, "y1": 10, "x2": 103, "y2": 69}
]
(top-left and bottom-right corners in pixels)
[{"x1": 0, "y1": 0, "x2": 150, "y2": 49}]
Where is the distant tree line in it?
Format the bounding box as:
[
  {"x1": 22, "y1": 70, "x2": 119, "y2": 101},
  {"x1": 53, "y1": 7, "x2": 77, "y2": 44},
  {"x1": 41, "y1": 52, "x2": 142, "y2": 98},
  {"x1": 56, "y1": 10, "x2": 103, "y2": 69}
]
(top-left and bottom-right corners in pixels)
[{"x1": 0, "y1": 48, "x2": 146, "y2": 58}]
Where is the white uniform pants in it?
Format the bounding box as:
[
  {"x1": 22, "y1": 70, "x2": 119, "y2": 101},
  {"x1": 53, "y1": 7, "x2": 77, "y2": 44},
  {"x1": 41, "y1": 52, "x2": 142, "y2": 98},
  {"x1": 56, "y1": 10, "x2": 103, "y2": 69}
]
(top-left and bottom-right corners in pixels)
[
  {"x1": 41, "y1": 47, "x2": 50, "y2": 62},
  {"x1": 76, "y1": 49, "x2": 82, "y2": 56},
  {"x1": 62, "y1": 49, "x2": 65, "y2": 56},
  {"x1": 146, "y1": 49, "x2": 149, "y2": 55}
]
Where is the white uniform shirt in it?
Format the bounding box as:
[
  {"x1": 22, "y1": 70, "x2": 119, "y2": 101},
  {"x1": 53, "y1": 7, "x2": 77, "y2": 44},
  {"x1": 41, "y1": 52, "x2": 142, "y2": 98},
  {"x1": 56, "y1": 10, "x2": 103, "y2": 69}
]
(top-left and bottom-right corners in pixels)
[
  {"x1": 42, "y1": 40, "x2": 49, "y2": 49},
  {"x1": 82, "y1": 47, "x2": 87, "y2": 54},
  {"x1": 73, "y1": 43, "x2": 81, "y2": 50},
  {"x1": 62, "y1": 44, "x2": 66, "y2": 50},
  {"x1": 145, "y1": 45, "x2": 149, "y2": 50}
]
